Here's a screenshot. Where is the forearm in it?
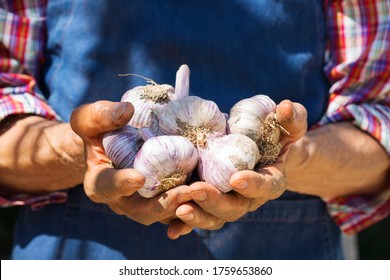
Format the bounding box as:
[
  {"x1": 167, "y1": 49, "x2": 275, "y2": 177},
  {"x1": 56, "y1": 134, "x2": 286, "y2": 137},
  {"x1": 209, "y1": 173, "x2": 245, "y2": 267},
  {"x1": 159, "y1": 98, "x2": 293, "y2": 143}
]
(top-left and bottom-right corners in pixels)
[
  {"x1": 0, "y1": 115, "x2": 86, "y2": 195},
  {"x1": 286, "y1": 122, "x2": 390, "y2": 199}
]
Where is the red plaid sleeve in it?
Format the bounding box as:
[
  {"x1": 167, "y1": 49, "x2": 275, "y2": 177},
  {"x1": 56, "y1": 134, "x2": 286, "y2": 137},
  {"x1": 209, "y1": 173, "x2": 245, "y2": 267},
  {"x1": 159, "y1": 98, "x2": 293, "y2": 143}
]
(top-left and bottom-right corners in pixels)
[
  {"x1": 320, "y1": 0, "x2": 390, "y2": 235},
  {"x1": 0, "y1": 0, "x2": 59, "y2": 122},
  {"x1": 0, "y1": 0, "x2": 65, "y2": 208}
]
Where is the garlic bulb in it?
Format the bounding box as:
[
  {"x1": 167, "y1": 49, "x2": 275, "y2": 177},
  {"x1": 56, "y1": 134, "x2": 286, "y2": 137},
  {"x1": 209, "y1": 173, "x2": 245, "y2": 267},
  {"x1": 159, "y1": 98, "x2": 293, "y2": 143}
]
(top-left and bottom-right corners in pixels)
[
  {"x1": 102, "y1": 125, "x2": 144, "y2": 169},
  {"x1": 150, "y1": 96, "x2": 227, "y2": 148},
  {"x1": 228, "y1": 94, "x2": 284, "y2": 166},
  {"x1": 198, "y1": 134, "x2": 260, "y2": 193},
  {"x1": 120, "y1": 65, "x2": 190, "y2": 128},
  {"x1": 133, "y1": 135, "x2": 198, "y2": 198},
  {"x1": 121, "y1": 82, "x2": 174, "y2": 128}
]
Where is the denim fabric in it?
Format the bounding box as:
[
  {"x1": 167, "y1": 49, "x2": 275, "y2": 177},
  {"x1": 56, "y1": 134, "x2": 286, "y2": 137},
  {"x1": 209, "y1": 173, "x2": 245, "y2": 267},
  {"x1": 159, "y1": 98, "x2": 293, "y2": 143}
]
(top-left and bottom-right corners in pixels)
[
  {"x1": 13, "y1": 0, "x2": 342, "y2": 259},
  {"x1": 40, "y1": 0, "x2": 329, "y2": 126},
  {"x1": 13, "y1": 187, "x2": 343, "y2": 260}
]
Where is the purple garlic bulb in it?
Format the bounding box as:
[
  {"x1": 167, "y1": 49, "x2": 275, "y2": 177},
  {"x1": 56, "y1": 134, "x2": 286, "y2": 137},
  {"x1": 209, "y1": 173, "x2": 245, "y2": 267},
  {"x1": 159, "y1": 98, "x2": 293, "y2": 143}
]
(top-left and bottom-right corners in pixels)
[{"x1": 102, "y1": 125, "x2": 144, "y2": 169}]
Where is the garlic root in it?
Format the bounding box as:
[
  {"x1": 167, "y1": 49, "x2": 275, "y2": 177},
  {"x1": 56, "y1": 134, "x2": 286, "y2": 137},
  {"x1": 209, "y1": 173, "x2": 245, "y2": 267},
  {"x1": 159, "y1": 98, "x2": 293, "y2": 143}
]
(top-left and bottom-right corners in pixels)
[{"x1": 151, "y1": 96, "x2": 227, "y2": 148}]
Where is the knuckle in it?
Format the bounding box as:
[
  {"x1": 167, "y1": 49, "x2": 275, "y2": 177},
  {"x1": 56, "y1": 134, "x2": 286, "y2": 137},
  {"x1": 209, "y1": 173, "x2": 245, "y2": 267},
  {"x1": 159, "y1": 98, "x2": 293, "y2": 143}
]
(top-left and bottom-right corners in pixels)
[
  {"x1": 91, "y1": 101, "x2": 110, "y2": 123},
  {"x1": 270, "y1": 174, "x2": 287, "y2": 199},
  {"x1": 109, "y1": 203, "x2": 125, "y2": 215},
  {"x1": 249, "y1": 197, "x2": 267, "y2": 212},
  {"x1": 225, "y1": 209, "x2": 246, "y2": 222},
  {"x1": 212, "y1": 220, "x2": 225, "y2": 230},
  {"x1": 84, "y1": 185, "x2": 101, "y2": 202},
  {"x1": 123, "y1": 207, "x2": 155, "y2": 226}
]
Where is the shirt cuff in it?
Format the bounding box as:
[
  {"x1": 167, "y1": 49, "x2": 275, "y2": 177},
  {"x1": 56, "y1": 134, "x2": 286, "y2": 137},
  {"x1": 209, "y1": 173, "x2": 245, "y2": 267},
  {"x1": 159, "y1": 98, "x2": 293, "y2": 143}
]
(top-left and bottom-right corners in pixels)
[
  {"x1": 317, "y1": 103, "x2": 390, "y2": 234},
  {"x1": 0, "y1": 73, "x2": 60, "y2": 122},
  {"x1": 0, "y1": 93, "x2": 60, "y2": 122},
  {"x1": 346, "y1": 103, "x2": 390, "y2": 154},
  {"x1": 318, "y1": 102, "x2": 390, "y2": 154},
  {"x1": 324, "y1": 189, "x2": 390, "y2": 235},
  {"x1": 0, "y1": 191, "x2": 68, "y2": 210}
]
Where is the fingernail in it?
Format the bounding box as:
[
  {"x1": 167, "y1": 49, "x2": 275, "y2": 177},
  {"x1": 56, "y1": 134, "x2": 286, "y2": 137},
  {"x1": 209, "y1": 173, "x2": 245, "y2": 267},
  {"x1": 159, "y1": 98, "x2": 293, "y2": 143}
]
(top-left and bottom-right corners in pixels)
[
  {"x1": 125, "y1": 178, "x2": 143, "y2": 189},
  {"x1": 167, "y1": 227, "x2": 179, "y2": 240},
  {"x1": 192, "y1": 191, "x2": 207, "y2": 202},
  {"x1": 176, "y1": 193, "x2": 191, "y2": 204},
  {"x1": 291, "y1": 103, "x2": 297, "y2": 120},
  {"x1": 180, "y1": 212, "x2": 194, "y2": 222},
  {"x1": 112, "y1": 103, "x2": 127, "y2": 121},
  {"x1": 232, "y1": 180, "x2": 248, "y2": 190}
]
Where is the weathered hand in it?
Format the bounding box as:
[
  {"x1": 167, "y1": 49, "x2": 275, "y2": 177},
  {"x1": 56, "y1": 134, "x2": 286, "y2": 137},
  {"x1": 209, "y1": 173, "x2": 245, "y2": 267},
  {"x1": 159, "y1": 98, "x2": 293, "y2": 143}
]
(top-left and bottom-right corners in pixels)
[
  {"x1": 70, "y1": 101, "x2": 192, "y2": 226},
  {"x1": 168, "y1": 100, "x2": 307, "y2": 239}
]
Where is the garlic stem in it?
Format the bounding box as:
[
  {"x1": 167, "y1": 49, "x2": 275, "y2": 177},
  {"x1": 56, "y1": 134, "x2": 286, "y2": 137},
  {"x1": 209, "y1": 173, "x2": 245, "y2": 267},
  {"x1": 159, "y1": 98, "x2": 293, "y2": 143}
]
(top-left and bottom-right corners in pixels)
[
  {"x1": 118, "y1": 73, "x2": 158, "y2": 86},
  {"x1": 174, "y1": 64, "x2": 190, "y2": 100}
]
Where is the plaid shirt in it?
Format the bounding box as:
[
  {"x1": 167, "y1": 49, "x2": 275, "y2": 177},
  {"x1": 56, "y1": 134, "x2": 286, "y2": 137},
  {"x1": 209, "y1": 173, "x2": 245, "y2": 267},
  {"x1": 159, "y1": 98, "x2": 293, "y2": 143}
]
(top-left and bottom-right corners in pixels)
[{"x1": 0, "y1": 0, "x2": 389, "y2": 235}]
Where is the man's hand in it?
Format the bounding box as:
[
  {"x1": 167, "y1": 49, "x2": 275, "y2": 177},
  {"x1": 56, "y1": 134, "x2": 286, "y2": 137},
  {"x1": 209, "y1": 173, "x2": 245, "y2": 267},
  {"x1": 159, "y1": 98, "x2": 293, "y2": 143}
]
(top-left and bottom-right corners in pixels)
[
  {"x1": 70, "y1": 101, "x2": 193, "y2": 227},
  {"x1": 168, "y1": 100, "x2": 307, "y2": 239}
]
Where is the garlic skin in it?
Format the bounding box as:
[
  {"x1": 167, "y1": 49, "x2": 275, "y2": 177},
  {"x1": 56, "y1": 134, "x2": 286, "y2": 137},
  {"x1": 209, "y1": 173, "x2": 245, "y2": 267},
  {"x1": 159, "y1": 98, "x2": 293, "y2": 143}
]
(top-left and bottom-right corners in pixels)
[
  {"x1": 121, "y1": 83, "x2": 175, "y2": 128},
  {"x1": 120, "y1": 65, "x2": 190, "y2": 128},
  {"x1": 228, "y1": 94, "x2": 282, "y2": 166},
  {"x1": 228, "y1": 94, "x2": 277, "y2": 142},
  {"x1": 198, "y1": 134, "x2": 260, "y2": 193},
  {"x1": 174, "y1": 64, "x2": 190, "y2": 101},
  {"x1": 102, "y1": 125, "x2": 144, "y2": 169},
  {"x1": 133, "y1": 135, "x2": 198, "y2": 198},
  {"x1": 151, "y1": 96, "x2": 227, "y2": 148}
]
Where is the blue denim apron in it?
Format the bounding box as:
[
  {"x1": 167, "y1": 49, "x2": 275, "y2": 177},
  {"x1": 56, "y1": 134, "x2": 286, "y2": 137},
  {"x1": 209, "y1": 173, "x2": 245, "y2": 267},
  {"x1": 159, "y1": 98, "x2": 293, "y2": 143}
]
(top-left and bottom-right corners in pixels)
[{"x1": 12, "y1": 0, "x2": 343, "y2": 259}]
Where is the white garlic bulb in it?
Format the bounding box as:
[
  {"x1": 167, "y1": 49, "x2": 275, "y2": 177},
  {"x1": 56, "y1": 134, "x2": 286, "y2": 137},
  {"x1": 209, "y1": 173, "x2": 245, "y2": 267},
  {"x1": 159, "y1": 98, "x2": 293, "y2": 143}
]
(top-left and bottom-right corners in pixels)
[
  {"x1": 120, "y1": 65, "x2": 190, "y2": 128},
  {"x1": 150, "y1": 96, "x2": 227, "y2": 148},
  {"x1": 102, "y1": 125, "x2": 144, "y2": 169},
  {"x1": 198, "y1": 134, "x2": 260, "y2": 193},
  {"x1": 121, "y1": 83, "x2": 173, "y2": 128},
  {"x1": 228, "y1": 94, "x2": 284, "y2": 166},
  {"x1": 133, "y1": 135, "x2": 198, "y2": 198}
]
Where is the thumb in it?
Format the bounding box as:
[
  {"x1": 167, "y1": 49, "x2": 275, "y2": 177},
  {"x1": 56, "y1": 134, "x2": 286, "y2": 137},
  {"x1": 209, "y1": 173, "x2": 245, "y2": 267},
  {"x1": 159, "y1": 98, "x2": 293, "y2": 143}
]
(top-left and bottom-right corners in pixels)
[
  {"x1": 70, "y1": 101, "x2": 134, "y2": 142},
  {"x1": 276, "y1": 100, "x2": 307, "y2": 146}
]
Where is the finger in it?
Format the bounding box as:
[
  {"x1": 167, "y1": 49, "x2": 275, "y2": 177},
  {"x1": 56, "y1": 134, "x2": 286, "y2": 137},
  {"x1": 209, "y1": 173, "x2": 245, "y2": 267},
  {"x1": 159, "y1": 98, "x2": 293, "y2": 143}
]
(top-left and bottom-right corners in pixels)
[
  {"x1": 166, "y1": 219, "x2": 194, "y2": 240},
  {"x1": 276, "y1": 100, "x2": 307, "y2": 146},
  {"x1": 70, "y1": 101, "x2": 134, "y2": 143},
  {"x1": 175, "y1": 203, "x2": 225, "y2": 230},
  {"x1": 119, "y1": 184, "x2": 193, "y2": 226},
  {"x1": 84, "y1": 164, "x2": 144, "y2": 202},
  {"x1": 178, "y1": 182, "x2": 251, "y2": 222},
  {"x1": 230, "y1": 167, "x2": 286, "y2": 202}
]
